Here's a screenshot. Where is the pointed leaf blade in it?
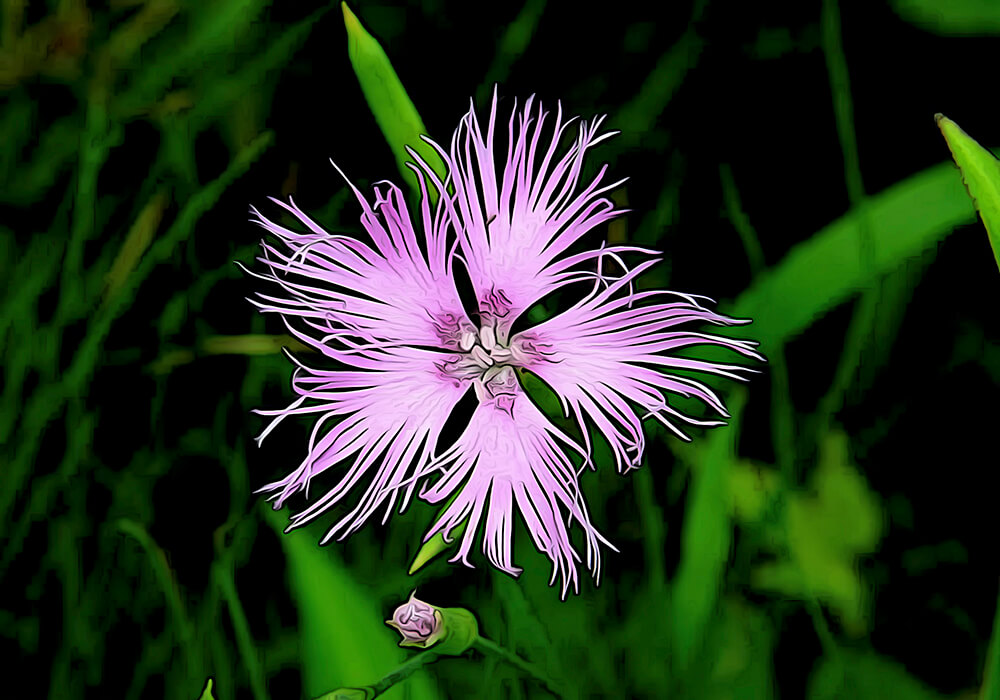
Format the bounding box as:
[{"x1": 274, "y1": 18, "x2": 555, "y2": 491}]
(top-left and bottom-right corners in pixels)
[
  {"x1": 341, "y1": 3, "x2": 447, "y2": 191},
  {"x1": 936, "y1": 114, "x2": 1000, "y2": 271}
]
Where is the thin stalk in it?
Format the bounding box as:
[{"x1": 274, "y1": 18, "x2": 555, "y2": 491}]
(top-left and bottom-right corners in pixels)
[
  {"x1": 311, "y1": 650, "x2": 443, "y2": 700},
  {"x1": 719, "y1": 163, "x2": 795, "y2": 479},
  {"x1": 115, "y1": 519, "x2": 197, "y2": 674},
  {"x1": 633, "y1": 466, "x2": 666, "y2": 591},
  {"x1": 59, "y1": 86, "x2": 110, "y2": 322},
  {"x1": 815, "y1": 0, "x2": 879, "y2": 442},
  {"x1": 473, "y1": 636, "x2": 566, "y2": 698},
  {"x1": 212, "y1": 560, "x2": 269, "y2": 700},
  {"x1": 981, "y1": 585, "x2": 1000, "y2": 700},
  {"x1": 368, "y1": 650, "x2": 441, "y2": 697}
]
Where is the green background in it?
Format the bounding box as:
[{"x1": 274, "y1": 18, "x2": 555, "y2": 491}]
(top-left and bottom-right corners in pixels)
[{"x1": 2, "y1": 0, "x2": 999, "y2": 698}]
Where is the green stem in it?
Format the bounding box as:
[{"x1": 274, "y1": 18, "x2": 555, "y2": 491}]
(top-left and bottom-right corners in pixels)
[
  {"x1": 476, "y1": 0, "x2": 547, "y2": 105},
  {"x1": 312, "y1": 650, "x2": 442, "y2": 700},
  {"x1": 633, "y1": 466, "x2": 666, "y2": 591},
  {"x1": 815, "y1": 0, "x2": 880, "y2": 444},
  {"x1": 719, "y1": 163, "x2": 766, "y2": 277},
  {"x1": 369, "y1": 650, "x2": 441, "y2": 697},
  {"x1": 718, "y1": 162, "x2": 796, "y2": 480},
  {"x1": 473, "y1": 637, "x2": 565, "y2": 698},
  {"x1": 213, "y1": 559, "x2": 269, "y2": 700},
  {"x1": 115, "y1": 519, "x2": 197, "y2": 674},
  {"x1": 59, "y1": 87, "x2": 110, "y2": 322}
]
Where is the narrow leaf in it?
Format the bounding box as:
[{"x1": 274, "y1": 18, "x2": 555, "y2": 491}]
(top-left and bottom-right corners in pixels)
[
  {"x1": 670, "y1": 392, "x2": 744, "y2": 671},
  {"x1": 196, "y1": 678, "x2": 216, "y2": 700},
  {"x1": 936, "y1": 114, "x2": 1000, "y2": 271},
  {"x1": 982, "y1": 588, "x2": 1000, "y2": 700},
  {"x1": 730, "y1": 162, "x2": 975, "y2": 347},
  {"x1": 808, "y1": 649, "x2": 945, "y2": 700},
  {"x1": 891, "y1": 0, "x2": 1000, "y2": 36},
  {"x1": 341, "y1": 2, "x2": 447, "y2": 190},
  {"x1": 409, "y1": 528, "x2": 464, "y2": 575}
]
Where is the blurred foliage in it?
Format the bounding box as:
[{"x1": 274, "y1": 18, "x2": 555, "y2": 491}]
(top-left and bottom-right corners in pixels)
[
  {"x1": 747, "y1": 431, "x2": 882, "y2": 636},
  {"x1": 891, "y1": 0, "x2": 1000, "y2": 36},
  {"x1": 2, "y1": 0, "x2": 999, "y2": 699}
]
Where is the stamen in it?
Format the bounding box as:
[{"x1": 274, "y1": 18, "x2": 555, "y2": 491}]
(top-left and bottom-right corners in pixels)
[
  {"x1": 459, "y1": 330, "x2": 477, "y2": 351},
  {"x1": 470, "y1": 345, "x2": 494, "y2": 367},
  {"x1": 480, "y1": 325, "x2": 497, "y2": 351}
]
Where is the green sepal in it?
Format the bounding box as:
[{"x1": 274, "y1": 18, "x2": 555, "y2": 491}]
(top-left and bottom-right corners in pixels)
[{"x1": 433, "y1": 607, "x2": 480, "y2": 656}]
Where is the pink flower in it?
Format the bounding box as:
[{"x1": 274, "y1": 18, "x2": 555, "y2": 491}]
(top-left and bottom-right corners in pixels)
[{"x1": 247, "y1": 91, "x2": 762, "y2": 596}]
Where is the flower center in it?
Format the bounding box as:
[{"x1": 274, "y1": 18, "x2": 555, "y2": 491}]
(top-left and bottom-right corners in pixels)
[
  {"x1": 437, "y1": 322, "x2": 530, "y2": 409},
  {"x1": 459, "y1": 324, "x2": 514, "y2": 370}
]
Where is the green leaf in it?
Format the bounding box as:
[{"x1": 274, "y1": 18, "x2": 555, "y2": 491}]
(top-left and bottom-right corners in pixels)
[
  {"x1": 267, "y1": 510, "x2": 443, "y2": 700},
  {"x1": 685, "y1": 598, "x2": 776, "y2": 700},
  {"x1": 341, "y1": 2, "x2": 447, "y2": 191},
  {"x1": 196, "y1": 678, "x2": 216, "y2": 700},
  {"x1": 891, "y1": 0, "x2": 1000, "y2": 36},
  {"x1": 614, "y1": 28, "x2": 703, "y2": 147},
  {"x1": 808, "y1": 650, "x2": 946, "y2": 700},
  {"x1": 730, "y1": 162, "x2": 975, "y2": 347},
  {"x1": 408, "y1": 527, "x2": 464, "y2": 575},
  {"x1": 669, "y1": 392, "x2": 745, "y2": 671},
  {"x1": 936, "y1": 114, "x2": 1000, "y2": 271}
]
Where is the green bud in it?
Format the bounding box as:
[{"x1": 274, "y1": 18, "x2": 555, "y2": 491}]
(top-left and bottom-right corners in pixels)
[{"x1": 434, "y1": 606, "x2": 480, "y2": 656}]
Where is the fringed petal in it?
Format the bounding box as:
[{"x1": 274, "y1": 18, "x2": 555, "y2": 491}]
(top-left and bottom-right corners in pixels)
[
  {"x1": 512, "y1": 259, "x2": 764, "y2": 471},
  {"x1": 255, "y1": 346, "x2": 470, "y2": 540},
  {"x1": 445, "y1": 89, "x2": 627, "y2": 342},
  {"x1": 248, "y1": 166, "x2": 476, "y2": 355},
  {"x1": 417, "y1": 384, "x2": 614, "y2": 597}
]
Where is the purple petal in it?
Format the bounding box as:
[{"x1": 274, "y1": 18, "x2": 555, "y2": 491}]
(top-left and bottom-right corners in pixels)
[
  {"x1": 249, "y1": 172, "x2": 476, "y2": 354},
  {"x1": 512, "y1": 259, "x2": 763, "y2": 471},
  {"x1": 443, "y1": 90, "x2": 627, "y2": 342},
  {"x1": 417, "y1": 385, "x2": 614, "y2": 597},
  {"x1": 255, "y1": 346, "x2": 469, "y2": 540}
]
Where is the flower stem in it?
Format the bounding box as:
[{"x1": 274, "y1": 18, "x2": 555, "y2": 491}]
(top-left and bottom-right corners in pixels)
[
  {"x1": 314, "y1": 650, "x2": 442, "y2": 699},
  {"x1": 369, "y1": 650, "x2": 441, "y2": 696},
  {"x1": 472, "y1": 636, "x2": 566, "y2": 698}
]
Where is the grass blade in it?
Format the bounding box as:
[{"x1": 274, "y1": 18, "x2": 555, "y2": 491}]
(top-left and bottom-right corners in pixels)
[
  {"x1": 341, "y1": 2, "x2": 446, "y2": 192},
  {"x1": 730, "y1": 162, "x2": 975, "y2": 347}
]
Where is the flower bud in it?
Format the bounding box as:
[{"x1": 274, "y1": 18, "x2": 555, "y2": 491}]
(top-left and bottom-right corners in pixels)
[
  {"x1": 385, "y1": 593, "x2": 479, "y2": 655},
  {"x1": 386, "y1": 592, "x2": 445, "y2": 648}
]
